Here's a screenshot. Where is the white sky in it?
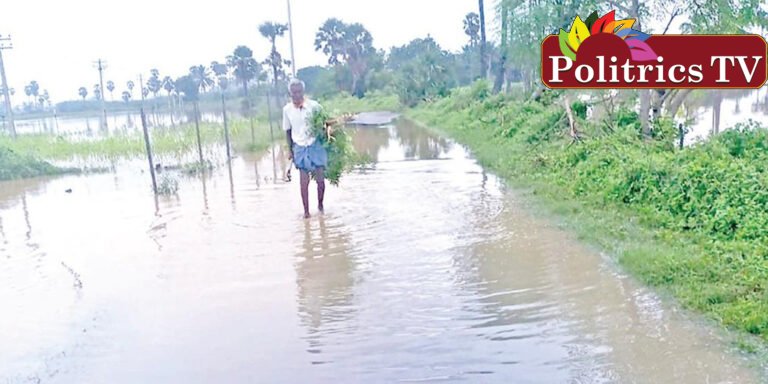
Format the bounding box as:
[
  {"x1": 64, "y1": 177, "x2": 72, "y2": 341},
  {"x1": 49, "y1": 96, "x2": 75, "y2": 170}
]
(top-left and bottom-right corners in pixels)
[{"x1": 0, "y1": 0, "x2": 477, "y2": 103}]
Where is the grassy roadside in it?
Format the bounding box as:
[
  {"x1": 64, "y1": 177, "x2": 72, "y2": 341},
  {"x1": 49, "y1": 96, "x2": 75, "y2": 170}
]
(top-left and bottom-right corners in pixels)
[{"x1": 405, "y1": 86, "x2": 768, "y2": 353}]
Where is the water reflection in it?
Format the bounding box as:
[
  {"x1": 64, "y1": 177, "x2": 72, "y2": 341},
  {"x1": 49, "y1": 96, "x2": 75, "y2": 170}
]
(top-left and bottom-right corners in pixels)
[
  {"x1": 295, "y1": 216, "x2": 356, "y2": 358},
  {"x1": 394, "y1": 119, "x2": 452, "y2": 160},
  {"x1": 348, "y1": 119, "x2": 453, "y2": 163},
  {"x1": 226, "y1": 161, "x2": 236, "y2": 210},
  {"x1": 21, "y1": 194, "x2": 32, "y2": 241},
  {"x1": 348, "y1": 125, "x2": 391, "y2": 162}
]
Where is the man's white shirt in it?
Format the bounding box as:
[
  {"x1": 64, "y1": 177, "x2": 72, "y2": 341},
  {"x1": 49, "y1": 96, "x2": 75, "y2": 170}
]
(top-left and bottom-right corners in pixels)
[{"x1": 282, "y1": 99, "x2": 320, "y2": 147}]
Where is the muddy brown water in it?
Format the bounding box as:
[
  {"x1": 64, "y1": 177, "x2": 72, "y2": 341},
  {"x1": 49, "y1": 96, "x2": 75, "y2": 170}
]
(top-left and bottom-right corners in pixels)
[{"x1": 0, "y1": 119, "x2": 764, "y2": 383}]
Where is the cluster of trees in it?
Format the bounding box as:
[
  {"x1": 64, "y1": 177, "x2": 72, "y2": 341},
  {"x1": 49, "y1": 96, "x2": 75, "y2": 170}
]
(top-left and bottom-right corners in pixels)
[
  {"x1": 297, "y1": 15, "x2": 494, "y2": 106},
  {"x1": 13, "y1": 80, "x2": 52, "y2": 112},
  {"x1": 299, "y1": 0, "x2": 766, "y2": 133}
]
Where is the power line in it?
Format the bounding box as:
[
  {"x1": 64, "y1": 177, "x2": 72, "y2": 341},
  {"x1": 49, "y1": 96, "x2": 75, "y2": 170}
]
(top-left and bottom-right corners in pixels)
[{"x1": 0, "y1": 34, "x2": 16, "y2": 138}]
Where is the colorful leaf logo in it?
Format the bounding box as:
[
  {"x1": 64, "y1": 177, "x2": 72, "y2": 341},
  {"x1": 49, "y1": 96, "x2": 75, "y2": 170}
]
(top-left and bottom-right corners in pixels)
[{"x1": 557, "y1": 10, "x2": 657, "y2": 62}]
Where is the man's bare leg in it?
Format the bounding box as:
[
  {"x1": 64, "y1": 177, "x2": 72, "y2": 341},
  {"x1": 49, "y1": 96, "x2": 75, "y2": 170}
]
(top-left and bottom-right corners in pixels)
[
  {"x1": 315, "y1": 167, "x2": 326, "y2": 212},
  {"x1": 300, "y1": 170, "x2": 311, "y2": 218}
]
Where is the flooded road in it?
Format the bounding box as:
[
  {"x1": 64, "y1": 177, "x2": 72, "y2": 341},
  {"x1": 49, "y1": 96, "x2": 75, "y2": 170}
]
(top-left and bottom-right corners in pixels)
[{"x1": 1, "y1": 119, "x2": 764, "y2": 383}]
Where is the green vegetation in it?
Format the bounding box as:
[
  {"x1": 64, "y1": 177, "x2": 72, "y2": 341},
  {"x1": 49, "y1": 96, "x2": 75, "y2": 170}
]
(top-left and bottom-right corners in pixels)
[
  {"x1": 157, "y1": 173, "x2": 180, "y2": 196},
  {"x1": 408, "y1": 83, "x2": 768, "y2": 346},
  {"x1": 0, "y1": 119, "x2": 273, "y2": 164},
  {"x1": 0, "y1": 146, "x2": 72, "y2": 181},
  {"x1": 309, "y1": 108, "x2": 369, "y2": 186}
]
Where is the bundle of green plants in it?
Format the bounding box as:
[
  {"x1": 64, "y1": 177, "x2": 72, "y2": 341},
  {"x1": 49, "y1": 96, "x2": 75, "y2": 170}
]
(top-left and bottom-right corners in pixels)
[{"x1": 309, "y1": 108, "x2": 370, "y2": 186}]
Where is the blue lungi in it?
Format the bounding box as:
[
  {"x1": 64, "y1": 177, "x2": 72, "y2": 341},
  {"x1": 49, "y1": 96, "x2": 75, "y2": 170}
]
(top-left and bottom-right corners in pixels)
[{"x1": 293, "y1": 140, "x2": 328, "y2": 172}]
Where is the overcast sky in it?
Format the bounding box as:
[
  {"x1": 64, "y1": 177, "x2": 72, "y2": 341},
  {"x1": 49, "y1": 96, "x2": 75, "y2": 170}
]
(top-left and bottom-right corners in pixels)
[{"x1": 0, "y1": 0, "x2": 479, "y2": 104}]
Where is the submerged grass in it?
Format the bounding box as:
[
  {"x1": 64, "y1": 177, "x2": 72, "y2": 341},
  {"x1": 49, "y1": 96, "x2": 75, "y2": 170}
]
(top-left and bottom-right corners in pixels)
[{"x1": 0, "y1": 118, "x2": 274, "y2": 164}]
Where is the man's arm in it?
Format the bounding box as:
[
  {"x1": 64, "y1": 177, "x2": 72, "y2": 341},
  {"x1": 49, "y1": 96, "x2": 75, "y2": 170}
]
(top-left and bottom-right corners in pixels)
[{"x1": 283, "y1": 107, "x2": 294, "y2": 159}]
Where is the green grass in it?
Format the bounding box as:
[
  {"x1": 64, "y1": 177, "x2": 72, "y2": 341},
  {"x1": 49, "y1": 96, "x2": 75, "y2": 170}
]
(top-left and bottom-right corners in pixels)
[
  {"x1": 407, "y1": 87, "x2": 768, "y2": 351},
  {"x1": 0, "y1": 146, "x2": 75, "y2": 181}
]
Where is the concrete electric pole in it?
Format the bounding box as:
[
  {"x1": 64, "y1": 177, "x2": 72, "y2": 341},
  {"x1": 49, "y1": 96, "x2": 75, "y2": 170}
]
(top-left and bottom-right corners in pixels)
[
  {"x1": 93, "y1": 59, "x2": 108, "y2": 131},
  {"x1": 0, "y1": 34, "x2": 16, "y2": 137}
]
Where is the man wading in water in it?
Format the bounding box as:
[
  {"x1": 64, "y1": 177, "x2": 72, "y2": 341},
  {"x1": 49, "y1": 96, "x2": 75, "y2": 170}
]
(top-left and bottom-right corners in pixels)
[{"x1": 283, "y1": 78, "x2": 328, "y2": 219}]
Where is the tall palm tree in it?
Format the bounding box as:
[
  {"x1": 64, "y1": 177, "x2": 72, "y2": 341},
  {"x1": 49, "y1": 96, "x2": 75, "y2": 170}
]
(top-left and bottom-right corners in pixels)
[
  {"x1": 78, "y1": 86, "x2": 88, "y2": 100},
  {"x1": 147, "y1": 72, "x2": 162, "y2": 98},
  {"x1": 212, "y1": 60, "x2": 231, "y2": 161},
  {"x1": 259, "y1": 22, "x2": 290, "y2": 89},
  {"x1": 93, "y1": 84, "x2": 101, "y2": 100},
  {"x1": 162, "y1": 76, "x2": 176, "y2": 126},
  {"x1": 106, "y1": 80, "x2": 115, "y2": 100},
  {"x1": 25, "y1": 81, "x2": 40, "y2": 107},
  {"x1": 226, "y1": 46, "x2": 260, "y2": 99},
  {"x1": 126, "y1": 80, "x2": 135, "y2": 98},
  {"x1": 146, "y1": 70, "x2": 163, "y2": 125},
  {"x1": 478, "y1": 0, "x2": 487, "y2": 79},
  {"x1": 210, "y1": 61, "x2": 229, "y2": 86},
  {"x1": 189, "y1": 65, "x2": 214, "y2": 93}
]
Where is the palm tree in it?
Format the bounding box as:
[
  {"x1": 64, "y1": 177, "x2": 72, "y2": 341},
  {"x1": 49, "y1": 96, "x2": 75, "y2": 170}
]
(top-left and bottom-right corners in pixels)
[
  {"x1": 210, "y1": 61, "x2": 229, "y2": 86},
  {"x1": 259, "y1": 22, "x2": 290, "y2": 89},
  {"x1": 106, "y1": 80, "x2": 115, "y2": 100},
  {"x1": 147, "y1": 72, "x2": 162, "y2": 98},
  {"x1": 189, "y1": 65, "x2": 214, "y2": 93},
  {"x1": 127, "y1": 80, "x2": 135, "y2": 98},
  {"x1": 121, "y1": 91, "x2": 131, "y2": 103},
  {"x1": 226, "y1": 45, "x2": 260, "y2": 99},
  {"x1": 93, "y1": 84, "x2": 102, "y2": 100},
  {"x1": 212, "y1": 61, "x2": 231, "y2": 161},
  {"x1": 78, "y1": 86, "x2": 88, "y2": 100},
  {"x1": 146, "y1": 70, "x2": 163, "y2": 125},
  {"x1": 24, "y1": 81, "x2": 40, "y2": 108},
  {"x1": 478, "y1": 0, "x2": 488, "y2": 78},
  {"x1": 162, "y1": 76, "x2": 175, "y2": 126},
  {"x1": 314, "y1": 19, "x2": 375, "y2": 97}
]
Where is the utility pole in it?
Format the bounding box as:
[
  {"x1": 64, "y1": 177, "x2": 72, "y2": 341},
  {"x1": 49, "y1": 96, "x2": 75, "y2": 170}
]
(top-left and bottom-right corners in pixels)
[
  {"x1": 138, "y1": 74, "x2": 145, "y2": 103},
  {"x1": 0, "y1": 34, "x2": 15, "y2": 138},
  {"x1": 93, "y1": 59, "x2": 108, "y2": 131},
  {"x1": 287, "y1": 0, "x2": 296, "y2": 77}
]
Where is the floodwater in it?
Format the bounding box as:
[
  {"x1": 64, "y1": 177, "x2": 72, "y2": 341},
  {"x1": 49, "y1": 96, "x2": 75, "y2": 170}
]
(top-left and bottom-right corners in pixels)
[
  {"x1": 685, "y1": 88, "x2": 768, "y2": 145},
  {"x1": 9, "y1": 111, "x2": 225, "y2": 136},
  {"x1": 0, "y1": 119, "x2": 764, "y2": 383}
]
